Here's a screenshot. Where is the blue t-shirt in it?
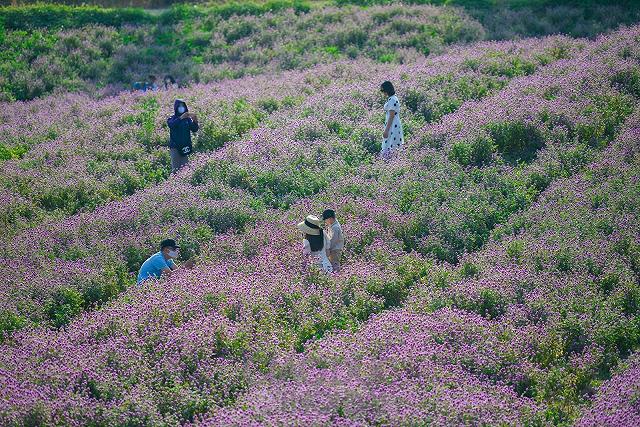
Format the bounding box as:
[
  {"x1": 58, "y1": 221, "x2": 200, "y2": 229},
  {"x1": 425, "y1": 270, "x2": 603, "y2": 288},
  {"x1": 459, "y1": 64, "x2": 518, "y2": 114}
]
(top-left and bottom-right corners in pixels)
[{"x1": 137, "y1": 252, "x2": 176, "y2": 284}]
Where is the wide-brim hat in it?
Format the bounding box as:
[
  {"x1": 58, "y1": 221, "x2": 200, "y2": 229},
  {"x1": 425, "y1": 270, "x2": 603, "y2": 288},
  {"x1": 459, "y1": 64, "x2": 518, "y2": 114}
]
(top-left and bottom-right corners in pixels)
[{"x1": 297, "y1": 215, "x2": 323, "y2": 235}]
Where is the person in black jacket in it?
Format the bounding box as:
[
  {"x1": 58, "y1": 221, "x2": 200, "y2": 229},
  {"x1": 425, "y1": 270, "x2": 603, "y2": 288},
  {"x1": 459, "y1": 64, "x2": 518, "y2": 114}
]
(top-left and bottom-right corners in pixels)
[{"x1": 167, "y1": 99, "x2": 198, "y2": 173}]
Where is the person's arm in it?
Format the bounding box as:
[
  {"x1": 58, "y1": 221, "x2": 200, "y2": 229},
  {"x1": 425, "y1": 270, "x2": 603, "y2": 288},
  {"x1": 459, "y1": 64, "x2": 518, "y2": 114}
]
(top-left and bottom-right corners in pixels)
[
  {"x1": 167, "y1": 116, "x2": 180, "y2": 129},
  {"x1": 185, "y1": 113, "x2": 199, "y2": 132},
  {"x1": 383, "y1": 110, "x2": 395, "y2": 139},
  {"x1": 168, "y1": 258, "x2": 195, "y2": 272},
  {"x1": 154, "y1": 256, "x2": 174, "y2": 278},
  {"x1": 329, "y1": 224, "x2": 341, "y2": 249},
  {"x1": 302, "y1": 239, "x2": 311, "y2": 256}
]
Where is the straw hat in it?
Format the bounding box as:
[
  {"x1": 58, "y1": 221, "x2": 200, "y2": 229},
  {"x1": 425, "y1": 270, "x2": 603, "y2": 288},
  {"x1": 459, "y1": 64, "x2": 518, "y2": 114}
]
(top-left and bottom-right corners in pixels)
[{"x1": 297, "y1": 215, "x2": 323, "y2": 235}]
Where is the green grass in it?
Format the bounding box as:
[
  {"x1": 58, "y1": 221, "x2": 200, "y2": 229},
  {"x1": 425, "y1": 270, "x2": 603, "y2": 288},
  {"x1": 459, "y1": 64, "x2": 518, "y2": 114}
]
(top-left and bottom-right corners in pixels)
[{"x1": 1, "y1": 0, "x2": 638, "y2": 101}]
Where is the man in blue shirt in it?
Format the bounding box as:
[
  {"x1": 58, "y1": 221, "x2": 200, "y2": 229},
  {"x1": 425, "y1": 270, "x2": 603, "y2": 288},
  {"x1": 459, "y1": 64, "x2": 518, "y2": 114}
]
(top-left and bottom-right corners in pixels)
[{"x1": 137, "y1": 239, "x2": 193, "y2": 285}]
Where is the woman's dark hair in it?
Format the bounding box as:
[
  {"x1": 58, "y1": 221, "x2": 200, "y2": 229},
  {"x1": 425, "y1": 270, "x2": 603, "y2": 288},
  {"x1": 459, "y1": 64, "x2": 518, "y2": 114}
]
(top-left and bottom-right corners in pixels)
[
  {"x1": 164, "y1": 75, "x2": 176, "y2": 90},
  {"x1": 305, "y1": 231, "x2": 324, "y2": 252},
  {"x1": 381, "y1": 81, "x2": 395, "y2": 96}
]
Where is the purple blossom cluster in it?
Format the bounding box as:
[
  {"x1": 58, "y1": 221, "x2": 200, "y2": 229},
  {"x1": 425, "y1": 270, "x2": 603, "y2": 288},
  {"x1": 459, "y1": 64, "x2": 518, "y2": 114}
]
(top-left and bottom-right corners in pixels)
[
  {"x1": 1, "y1": 4, "x2": 485, "y2": 101},
  {"x1": 0, "y1": 34, "x2": 584, "y2": 328},
  {"x1": 0, "y1": 25, "x2": 639, "y2": 425},
  {"x1": 200, "y1": 100, "x2": 640, "y2": 427},
  {"x1": 576, "y1": 353, "x2": 640, "y2": 426}
]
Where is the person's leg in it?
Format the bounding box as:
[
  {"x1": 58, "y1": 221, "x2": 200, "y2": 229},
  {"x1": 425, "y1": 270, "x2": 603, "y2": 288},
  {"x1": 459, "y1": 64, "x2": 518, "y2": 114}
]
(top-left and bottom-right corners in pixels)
[
  {"x1": 329, "y1": 250, "x2": 342, "y2": 272},
  {"x1": 170, "y1": 148, "x2": 180, "y2": 173},
  {"x1": 178, "y1": 151, "x2": 189, "y2": 170},
  {"x1": 170, "y1": 148, "x2": 189, "y2": 173}
]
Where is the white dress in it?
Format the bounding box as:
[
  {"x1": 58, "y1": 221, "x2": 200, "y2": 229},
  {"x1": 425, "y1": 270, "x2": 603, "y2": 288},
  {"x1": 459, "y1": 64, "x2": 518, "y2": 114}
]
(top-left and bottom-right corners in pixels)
[
  {"x1": 381, "y1": 95, "x2": 404, "y2": 156},
  {"x1": 303, "y1": 236, "x2": 333, "y2": 273}
]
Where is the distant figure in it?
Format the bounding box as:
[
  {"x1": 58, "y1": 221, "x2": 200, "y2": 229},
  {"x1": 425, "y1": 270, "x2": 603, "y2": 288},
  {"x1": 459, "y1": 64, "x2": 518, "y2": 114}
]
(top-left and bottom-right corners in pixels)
[
  {"x1": 137, "y1": 239, "x2": 194, "y2": 285},
  {"x1": 164, "y1": 75, "x2": 178, "y2": 90},
  {"x1": 380, "y1": 80, "x2": 404, "y2": 158},
  {"x1": 322, "y1": 209, "x2": 344, "y2": 272},
  {"x1": 145, "y1": 74, "x2": 159, "y2": 91},
  {"x1": 167, "y1": 99, "x2": 198, "y2": 173},
  {"x1": 132, "y1": 81, "x2": 145, "y2": 91},
  {"x1": 297, "y1": 215, "x2": 333, "y2": 273}
]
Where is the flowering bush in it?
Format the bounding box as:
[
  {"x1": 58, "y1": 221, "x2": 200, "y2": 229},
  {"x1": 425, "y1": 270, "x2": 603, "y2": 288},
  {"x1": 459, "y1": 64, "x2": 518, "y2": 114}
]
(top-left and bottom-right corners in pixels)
[
  {"x1": 0, "y1": 33, "x2": 586, "y2": 330},
  {"x1": 0, "y1": 4, "x2": 483, "y2": 101},
  {"x1": 0, "y1": 24, "x2": 639, "y2": 426}
]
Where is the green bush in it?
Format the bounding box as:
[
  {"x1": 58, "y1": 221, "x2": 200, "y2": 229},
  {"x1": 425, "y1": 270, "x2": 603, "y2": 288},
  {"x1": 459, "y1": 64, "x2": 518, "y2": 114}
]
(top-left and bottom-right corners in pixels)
[
  {"x1": 575, "y1": 94, "x2": 634, "y2": 149},
  {"x1": 0, "y1": 142, "x2": 29, "y2": 160},
  {"x1": 448, "y1": 135, "x2": 494, "y2": 167},
  {"x1": 38, "y1": 183, "x2": 107, "y2": 214},
  {"x1": 485, "y1": 120, "x2": 545, "y2": 164},
  {"x1": 506, "y1": 239, "x2": 526, "y2": 262},
  {"x1": 0, "y1": 5, "x2": 153, "y2": 30},
  {"x1": 460, "y1": 261, "x2": 480, "y2": 278},
  {"x1": 123, "y1": 245, "x2": 149, "y2": 273},
  {"x1": 128, "y1": 96, "x2": 162, "y2": 150},
  {"x1": 354, "y1": 128, "x2": 380, "y2": 155},
  {"x1": 197, "y1": 99, "x2": 265, "y2": 151},
  {"x1": 46, "y1": 287, "x2": 85, "y2": 328},
  {"x1": 365, "y1": 278, "x2": 409, "y2": 309},
  {"x1": 611, "y1": 68, "x2": 640, "y2": 98},
  {"x1": 83, "y1": 264, "x2": 133, "y2": 308},
  {"x1": 0, "y1": 310, "x2": 26, "y2": 341},
  {"x1": 475, "y1": 288, "x2": 506, "y2": 319},
  {"x1": 197, "y1": 205, "x2": 255, "y2": 233}
]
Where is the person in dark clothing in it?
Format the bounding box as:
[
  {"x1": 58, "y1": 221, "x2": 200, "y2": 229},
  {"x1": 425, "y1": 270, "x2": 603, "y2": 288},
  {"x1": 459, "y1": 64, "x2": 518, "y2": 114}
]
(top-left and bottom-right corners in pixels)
[
  {"x1": 164, "y1": 75, "x2": 178, "y2": 90},
  {"x1": 167, "y1": 99, "x2": 198, "y2": 173},
  {"x1": 145, "y1": 74, "x2": 159, "y2": 91}
]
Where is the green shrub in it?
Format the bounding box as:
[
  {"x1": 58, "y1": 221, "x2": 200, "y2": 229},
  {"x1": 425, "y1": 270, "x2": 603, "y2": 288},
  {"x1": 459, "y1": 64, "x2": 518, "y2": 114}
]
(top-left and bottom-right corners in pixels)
[
  {"x1": 0, "y1": 5, "x2": 153, "y2": 30},
  {"x1": 0, "y1": 142, "x2": 29, "y2": 160},
  {"x1": 38, "y1": 183, "x2": 106, "y2": 214},
  {"x1": 448, "y1": 135, "x2": 494, "y2": 166},
  {"x1": 197, "y1": 99, "x2": 265, "y2": 151},
  {"x1": 83, "y1": 264, "x2": 133, "y2": 308},
  {"x1": 46, "y1": 287, "x2": 85, "y2": 328},
  {"x1": 198, "y1": 205, "x2": 254, "y2": 233},
  {"x1": 611, "y1": 68, "x2": 640, "y2": 98},
  {"x1": 598, "y1": 273, "x2": 619, "y2": 295},
  {"x1": 575, "y1": 94, "x2": 634, "y2": 149},
  {"x1": 129, "y1": 96, "x2": 161, "y2": 150},
  {"x1": 555, "y1": 248, "x2": 574, "y2": 273},
  {"x1": 0, "y1": 310, "x2": 26, "y2": 341},
  {"x1": 506, "y1": 239, "x2": 526, "y2": 262},
  {"x1": 365, "y1": 278, "x2": 409, "y2": 309},
  {"x1": 475, "y1": 288, "x2": 506, "y2": 319},
  {"x1": 123, "y1": 245, "x2": 149, "y2": 273},
  {"x1": 460, "y1": 261, "x2": 480, "y2": 278},
  {"x1": 353, "y1": 128, "x2": 380, "y2": 155},
  {"x1": 594, "y1": 316, "x2": 640, "y2": 358},
  {"x1": 485, "y1": 120, "x2": 545, "y2": 164}
]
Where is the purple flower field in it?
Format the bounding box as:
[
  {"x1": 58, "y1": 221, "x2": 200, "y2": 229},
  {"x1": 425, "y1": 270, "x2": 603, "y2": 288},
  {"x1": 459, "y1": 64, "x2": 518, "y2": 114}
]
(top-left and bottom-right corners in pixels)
[{"x1": 0, "y1": 21, "x2": 639, "y2": 427}]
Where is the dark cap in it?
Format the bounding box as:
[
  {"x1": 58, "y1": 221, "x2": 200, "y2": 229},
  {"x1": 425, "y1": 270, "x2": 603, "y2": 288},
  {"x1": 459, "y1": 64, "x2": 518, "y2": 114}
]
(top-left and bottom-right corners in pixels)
[
  {"x1": 321, "y1": 209, "x2": 335, "y2": 220},
  {"x1": 160, "y1": 239, "x2": 180, "y2": 250}
]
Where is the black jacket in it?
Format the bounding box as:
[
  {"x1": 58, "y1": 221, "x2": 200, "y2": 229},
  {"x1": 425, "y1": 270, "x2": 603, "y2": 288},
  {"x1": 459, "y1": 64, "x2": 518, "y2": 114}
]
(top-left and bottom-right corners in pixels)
[{"x1": 167, "y1": 99, "x2": 198, "y2": 153}]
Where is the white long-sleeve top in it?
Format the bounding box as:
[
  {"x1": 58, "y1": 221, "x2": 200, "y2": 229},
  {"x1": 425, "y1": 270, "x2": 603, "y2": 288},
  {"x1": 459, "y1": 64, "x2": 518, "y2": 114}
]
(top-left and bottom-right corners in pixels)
[{"x1": 303, "y1": 236, "x2": 333, "y2": 273}]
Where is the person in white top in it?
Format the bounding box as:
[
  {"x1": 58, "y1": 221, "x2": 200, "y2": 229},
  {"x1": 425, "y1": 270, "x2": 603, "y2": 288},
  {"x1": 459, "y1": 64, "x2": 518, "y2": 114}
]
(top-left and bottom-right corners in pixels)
[
  {"x1": 322, "y1": 209, "x2": 344, "y2": 272},
  {"x1": 380, "y1": 80, "x2": 404, "y2": 158},
  {"x1": 297, "y1": 215, "x2": 333, "y2": 273}
]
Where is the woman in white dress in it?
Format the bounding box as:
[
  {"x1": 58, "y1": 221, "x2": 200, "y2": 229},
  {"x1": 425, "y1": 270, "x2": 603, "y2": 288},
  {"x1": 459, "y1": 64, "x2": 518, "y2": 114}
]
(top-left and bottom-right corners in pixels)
[
  {"x1": 297, "y1": 215, "x2": 333, "y2": 273},
  {"x1": 380, "y1": 80, "x2": 404, "y2": 158}
]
